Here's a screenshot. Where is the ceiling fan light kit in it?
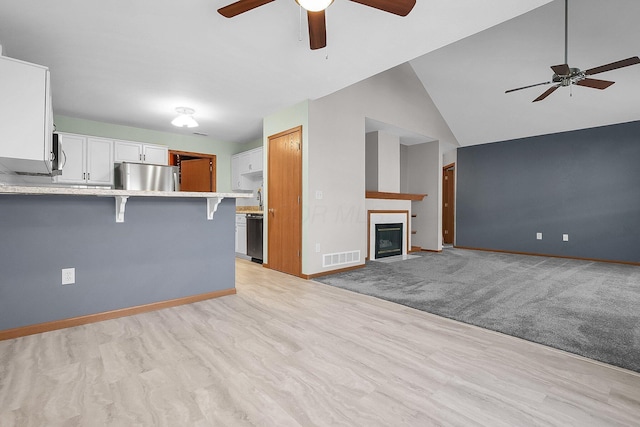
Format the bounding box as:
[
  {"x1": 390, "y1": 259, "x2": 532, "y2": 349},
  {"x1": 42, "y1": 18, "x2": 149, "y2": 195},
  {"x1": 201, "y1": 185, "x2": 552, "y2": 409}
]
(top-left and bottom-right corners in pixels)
[
  {"x1": 506, "y1": 0, "x2": 640, "y2": 102},
  {"x1": 295, "y1": 0, "x2": 334, "y2": 12},
  {"x1": 217, "y1": 0, "x2": 416, "y2": 50},
  {"x1": 171, "y1": 107, "x2": 199, "y2": 128}
]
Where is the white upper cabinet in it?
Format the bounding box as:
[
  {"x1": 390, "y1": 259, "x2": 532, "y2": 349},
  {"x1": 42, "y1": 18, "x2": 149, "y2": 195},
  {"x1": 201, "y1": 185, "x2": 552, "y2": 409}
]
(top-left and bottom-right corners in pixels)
[
  {"x1": 56, "y1": 133, "x2": 113, "y2": 185},
  {"x1": 113, "y1": 140, "x2": 142, "y2": 163},
  {"x1": 231, "y1": 154, "x2": 244, "y2": 191},
  {"x1": 114, "y1": 140, "x2": 168, "y2": 165},
  {"x1": 143, "y1": 144, "x2": 168, "y2": 165},
  {"x1": 231, "y1": 147, "x2": 263, "y2": 191},
  {"x1": 0, "y1": 56, "x2": 53, "y2": 174},
  {"x1": 248, "y1": 148, "x2": 263, "y2": 174}
]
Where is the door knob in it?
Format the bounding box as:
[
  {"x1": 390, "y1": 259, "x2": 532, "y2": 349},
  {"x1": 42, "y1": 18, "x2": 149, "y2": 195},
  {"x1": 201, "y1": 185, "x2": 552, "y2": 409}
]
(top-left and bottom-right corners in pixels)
[{"x1": 268, "y1": 208, "x2": 274, "y2": 215}]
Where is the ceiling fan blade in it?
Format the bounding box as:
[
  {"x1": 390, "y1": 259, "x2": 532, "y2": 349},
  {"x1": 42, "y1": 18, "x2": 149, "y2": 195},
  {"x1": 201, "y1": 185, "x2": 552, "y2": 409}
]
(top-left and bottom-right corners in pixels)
[
  {"x1": 505, "y1": 81, "x2": 552, "y2": 94},
  {"x1": 576, "y1": 78, "x2": 615, "y2": 90},
  {"x1": 218, "y1": 0, "x2": 274, "y2": 18},
  {"x1": 584, "y1": 56, "x2": 640, "y2": 76},
  {"x1": 348, "y1": 0, "x2": 416, "y2": 16},
  {"x1": 308, "y1": 10, "x2": 326, "y2": 50},
  {"x1": 533, "y1": 85, "x2": 560, "y2": 102},
  {"x1": 551, "y1": 64, "x2": 571, "y2": 76}
]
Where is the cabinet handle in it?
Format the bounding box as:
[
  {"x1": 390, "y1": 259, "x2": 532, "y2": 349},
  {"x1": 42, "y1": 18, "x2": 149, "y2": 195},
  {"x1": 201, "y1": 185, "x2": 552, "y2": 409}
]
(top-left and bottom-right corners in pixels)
[
  {"x1": 87, "y1": 173, "x2": 90, "y2": 181},
  {"x1": 144, "y1": 154, "x2": 146, "y2": 162},
  {"x1": 139, "y1": 154, "x2": 142, "y2": 161},
  {"x1": 83, "y1": 173, "x2": 86, "y2": 180}
]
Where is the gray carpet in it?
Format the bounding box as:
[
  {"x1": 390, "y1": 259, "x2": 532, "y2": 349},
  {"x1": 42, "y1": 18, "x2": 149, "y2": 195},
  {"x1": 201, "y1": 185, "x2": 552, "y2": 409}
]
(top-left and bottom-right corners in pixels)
[{"x1": 316, "y1": 248, "x2": 640, "y2": 373}]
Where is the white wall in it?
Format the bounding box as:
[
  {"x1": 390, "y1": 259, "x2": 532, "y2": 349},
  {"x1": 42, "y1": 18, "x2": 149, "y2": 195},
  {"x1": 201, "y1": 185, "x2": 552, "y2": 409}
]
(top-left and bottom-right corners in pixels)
[
  {"x1": 365, "y1": 132, "x2": 378, "y2": 191},
  {"x1": 305, "y1": 63, "x2": 458, "y2": 275},
  {"x1": 407, "y1": 142, "x2": 442, "y2": 251},
  {"x1": 376, "y1": 131, "x2": 400, "y2": 193}
]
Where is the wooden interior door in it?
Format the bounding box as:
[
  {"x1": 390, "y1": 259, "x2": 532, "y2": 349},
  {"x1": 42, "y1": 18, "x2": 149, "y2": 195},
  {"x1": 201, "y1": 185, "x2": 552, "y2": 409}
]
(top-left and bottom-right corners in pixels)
[
  {"x1": 180, "y1": 158, "x2": 212, "y2": 192},
  {"x1": 443, "y1": 164, "x2": 455, "y2": 244},
  {"x1": 267, "y1": 126, "x2": 302, "y2": 276}
]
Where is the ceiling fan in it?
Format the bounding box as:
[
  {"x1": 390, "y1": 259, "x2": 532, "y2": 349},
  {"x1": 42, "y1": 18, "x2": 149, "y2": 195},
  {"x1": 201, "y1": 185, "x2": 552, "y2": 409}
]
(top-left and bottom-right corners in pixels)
[
  {"x1": 506, "y1": 0, "x2": 640, "y2": 102},
  {"x1": 217, "y1": 0, "x2": 416, "y2": 50}
]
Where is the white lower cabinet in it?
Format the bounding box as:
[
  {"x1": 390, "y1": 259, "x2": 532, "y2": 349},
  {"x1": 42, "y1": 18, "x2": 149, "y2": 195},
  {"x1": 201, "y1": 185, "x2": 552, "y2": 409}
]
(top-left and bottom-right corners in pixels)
[
  {"x1": 56, "y1": 134, "x2": 113, "y2": 185},
  {"x1": 235, "y1": 214, "x2": 247, "y2": 255}
]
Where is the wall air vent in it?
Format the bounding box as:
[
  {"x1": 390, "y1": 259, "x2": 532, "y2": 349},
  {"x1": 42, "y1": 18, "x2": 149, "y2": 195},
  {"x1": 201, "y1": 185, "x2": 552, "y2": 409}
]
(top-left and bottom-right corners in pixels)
[{"x1": 323, "y1": 250, "x2": 361, "y2": 268}]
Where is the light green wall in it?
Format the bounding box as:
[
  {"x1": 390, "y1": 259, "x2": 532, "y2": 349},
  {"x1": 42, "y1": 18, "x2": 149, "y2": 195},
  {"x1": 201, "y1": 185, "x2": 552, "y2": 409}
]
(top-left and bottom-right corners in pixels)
[{"x1": 54, "y1": 115, "x2": 247, "y2": 192}]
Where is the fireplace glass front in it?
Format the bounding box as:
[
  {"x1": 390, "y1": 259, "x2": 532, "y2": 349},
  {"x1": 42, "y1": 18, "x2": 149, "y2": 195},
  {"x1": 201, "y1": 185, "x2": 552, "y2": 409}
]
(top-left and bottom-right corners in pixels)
[{"x1": 375, "y1": 223, "x2": 403, "y2": 259}]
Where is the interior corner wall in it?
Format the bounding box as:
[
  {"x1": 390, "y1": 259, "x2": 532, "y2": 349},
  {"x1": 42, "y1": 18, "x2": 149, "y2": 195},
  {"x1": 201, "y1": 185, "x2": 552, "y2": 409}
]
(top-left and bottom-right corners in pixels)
[
  {"x1": 456, "y1": 120, "x2": 640, "y2": 263},
  {"x1": 376, "y1": 131, "x2": 401, "y2": 193},
  {"x1": 407, "y1": 141, "x2": 442, "y2": 251},
  {"x1": 365, "y1": 132, "x2": 379, "y2": 191},
  {"x1": 53, "y1": 115, "x2": 239, "y2": 192},
  {"x1": 400, "y1": 144, "x2": 409, "y2": 193},
  {"x1": 306, "y1": 62, "x2": 457, "y2": 275},
  {"x1": 262, "y1": 100, "x2": 310, "y2": 271}
]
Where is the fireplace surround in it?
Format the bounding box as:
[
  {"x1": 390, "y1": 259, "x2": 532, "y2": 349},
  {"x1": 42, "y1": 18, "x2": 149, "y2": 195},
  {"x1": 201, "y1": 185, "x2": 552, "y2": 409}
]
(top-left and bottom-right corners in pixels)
[{"x1": 367, "y1": 210, "x2": 409, "y2": 260}]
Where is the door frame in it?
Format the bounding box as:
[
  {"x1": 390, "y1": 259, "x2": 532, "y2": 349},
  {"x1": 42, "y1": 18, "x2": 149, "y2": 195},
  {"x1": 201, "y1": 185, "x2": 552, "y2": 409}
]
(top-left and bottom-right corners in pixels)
[
  {"x1": 442, "y1": 162, "x2": 455, "y2": 245},
  {"x1": 265, "y1": 125, "x2": 303, "y2": 277}
]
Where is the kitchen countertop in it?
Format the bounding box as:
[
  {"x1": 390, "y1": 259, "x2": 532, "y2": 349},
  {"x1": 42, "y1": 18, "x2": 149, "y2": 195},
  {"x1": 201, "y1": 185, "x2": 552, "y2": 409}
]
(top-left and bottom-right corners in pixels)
[
  {"x1": 0, "y1": 185, "x2": 253, "y2": 199},
  {"x1": 236, "y1": 205, "x2": 263, "y2": 215}
]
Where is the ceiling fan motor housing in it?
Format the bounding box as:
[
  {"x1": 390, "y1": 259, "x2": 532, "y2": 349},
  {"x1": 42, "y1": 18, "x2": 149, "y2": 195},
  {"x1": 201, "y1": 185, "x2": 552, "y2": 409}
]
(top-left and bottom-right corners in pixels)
[{"x1": 552, "y1": 68, "x2": 584, "y2": 86}]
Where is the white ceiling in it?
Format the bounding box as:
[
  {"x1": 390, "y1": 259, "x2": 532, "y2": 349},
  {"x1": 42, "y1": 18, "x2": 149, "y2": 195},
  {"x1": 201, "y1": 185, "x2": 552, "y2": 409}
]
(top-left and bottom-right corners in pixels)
[
  {"x1": 411, "y1": 0, "x2": 640, "y2": 146},
  {"x1": 0, "y1": 0, "x2": 551, "y2": 144}
]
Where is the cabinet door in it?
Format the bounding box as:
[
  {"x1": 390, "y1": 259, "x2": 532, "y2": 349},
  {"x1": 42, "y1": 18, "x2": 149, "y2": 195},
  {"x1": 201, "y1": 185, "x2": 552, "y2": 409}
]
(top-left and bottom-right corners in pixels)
[
  {"x1": 248, "y1": 147, "x2": 263, "y2": 173},
  {"x1": 236, "y1": 223, "x2": 247, "y2": 255},
  {"x1": 86, "y1": 138, "x2": 114, "y2": 185},
  {"x1": 231, "y1": 154, "x2": 243, "y2": 191},
  {"x1": 57, "y1": 134, "x2": 86, "y2": 183},
  {"x1": 143, "y1": 144, "x2": 168, "y2": 165},
  {"x1": 0, "y1": 57, "x2": 48, "y2": 164},
  {"x1": 114, "y1": 140, "x2": 143, "y2": 163},
  {"x1": 238, "y1": 151, "x2": 251, "y2": 175}
]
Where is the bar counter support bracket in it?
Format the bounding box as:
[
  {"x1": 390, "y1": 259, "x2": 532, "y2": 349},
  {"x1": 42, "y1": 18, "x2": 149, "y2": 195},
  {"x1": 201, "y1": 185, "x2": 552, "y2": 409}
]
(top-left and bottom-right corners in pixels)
[
  {"x1": 115, "y1": 196, "x2": 129, "y2": 223},
  {"x1": 207, "y1": 197, "x2": 224, "y2": 220}
]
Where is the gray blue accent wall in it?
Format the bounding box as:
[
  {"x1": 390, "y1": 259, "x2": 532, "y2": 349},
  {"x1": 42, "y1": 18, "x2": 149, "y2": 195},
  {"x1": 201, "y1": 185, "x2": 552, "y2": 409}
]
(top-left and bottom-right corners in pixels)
[
  {"x1": 456, "y1": 120, "x2": 640, "y2": 263},
  {"x1": 0, "y1": 195, "x2": 236, "y2": 330}
]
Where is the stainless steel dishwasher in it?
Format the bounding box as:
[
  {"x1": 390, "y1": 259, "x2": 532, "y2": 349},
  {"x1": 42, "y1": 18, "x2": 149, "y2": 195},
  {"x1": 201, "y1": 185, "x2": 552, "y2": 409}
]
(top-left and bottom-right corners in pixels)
[{"x1": 246, "y1": 213, "x2": 263, "y2": 263}]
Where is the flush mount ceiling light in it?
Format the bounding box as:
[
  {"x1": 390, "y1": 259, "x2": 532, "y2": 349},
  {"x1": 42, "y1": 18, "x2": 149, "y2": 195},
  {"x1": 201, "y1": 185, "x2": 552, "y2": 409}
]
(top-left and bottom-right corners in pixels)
[
  {"x1": 295, "y1": 0, "x2": 334, "y2": 12},
  {"x1": 171, "y1": 107, "x2": 198, "y2": 128}
]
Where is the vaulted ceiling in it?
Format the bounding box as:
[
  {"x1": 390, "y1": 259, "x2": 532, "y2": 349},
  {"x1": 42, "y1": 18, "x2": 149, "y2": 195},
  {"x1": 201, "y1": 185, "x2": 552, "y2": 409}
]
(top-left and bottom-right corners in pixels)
[
  {"x1": 5, "y1": 0, "x2": 638, "y2": 148},
  {"x1": 412, "y1": 0, "x2": 640, "y2": 146}
]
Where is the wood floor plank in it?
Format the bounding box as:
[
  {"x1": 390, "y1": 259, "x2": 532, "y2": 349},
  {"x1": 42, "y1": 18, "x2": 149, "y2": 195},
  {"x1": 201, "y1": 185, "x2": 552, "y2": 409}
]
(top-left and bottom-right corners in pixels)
[{"x1": 0, "y1": 258, "x2": 639, "y2": 426}]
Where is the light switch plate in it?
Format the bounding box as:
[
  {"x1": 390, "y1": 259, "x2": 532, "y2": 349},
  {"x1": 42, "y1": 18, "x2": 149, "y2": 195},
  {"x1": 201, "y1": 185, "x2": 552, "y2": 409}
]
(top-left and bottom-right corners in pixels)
[
  {"x1": 315, "y1": 190, "x2": 323, "y2": 200},
  {"x1": 563, "y1": 234, "x2": 569, "y2": 242},
  {"x1": 536, "y1": 232, "x2": 543, "y2": 240}
]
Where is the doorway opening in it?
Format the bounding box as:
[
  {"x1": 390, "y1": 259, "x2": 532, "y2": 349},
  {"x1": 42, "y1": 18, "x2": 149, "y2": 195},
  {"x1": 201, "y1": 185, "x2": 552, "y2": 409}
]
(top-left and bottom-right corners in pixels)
[
  {"x1": 169, "y1": 150, "x2": 217, "y2": 192},
  {"x1": 442, "y1": 162, "x2": 455, "y2": 245}
]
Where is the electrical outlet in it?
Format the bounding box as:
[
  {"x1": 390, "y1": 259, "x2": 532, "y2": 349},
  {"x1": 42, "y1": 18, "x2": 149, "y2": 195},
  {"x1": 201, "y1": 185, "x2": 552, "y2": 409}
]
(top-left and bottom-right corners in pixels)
[
  {"x1": 315, "y1": 243, "x2": 321, "y2": 253},
  {"x1": 563, "y1": 234, "x2": 569, "y2": 242},
  {"x1": 62, "y1": 268, "x2": 75, "y2": 285},
  {"x1": 536, "y1": 232, "x2": 543, "y2": 240},
  {"x1": 315, "y1": 190, "x2": 323, "y2": 200}
]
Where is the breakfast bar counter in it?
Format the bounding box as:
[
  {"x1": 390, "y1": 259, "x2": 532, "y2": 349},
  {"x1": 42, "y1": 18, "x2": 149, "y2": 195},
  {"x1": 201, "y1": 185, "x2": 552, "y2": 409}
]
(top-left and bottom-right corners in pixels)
[{"x1": 0, "y1": 186, "x2": 250, "y2": 339}]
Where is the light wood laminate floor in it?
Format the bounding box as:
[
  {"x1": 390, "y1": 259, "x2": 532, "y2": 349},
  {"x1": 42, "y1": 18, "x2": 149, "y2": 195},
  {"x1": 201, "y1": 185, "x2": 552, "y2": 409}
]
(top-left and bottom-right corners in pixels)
[{"x1": 1, "y1": 259, "x2": 639, "y2": 426}]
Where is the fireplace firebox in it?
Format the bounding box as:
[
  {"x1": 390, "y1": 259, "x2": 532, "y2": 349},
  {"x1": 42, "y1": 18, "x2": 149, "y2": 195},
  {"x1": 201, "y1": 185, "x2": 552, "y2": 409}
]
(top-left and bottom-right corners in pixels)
[{"x1": 375, "y1": 223, "x2": 403, "y2": 259}]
